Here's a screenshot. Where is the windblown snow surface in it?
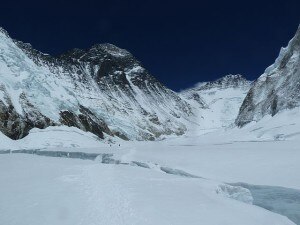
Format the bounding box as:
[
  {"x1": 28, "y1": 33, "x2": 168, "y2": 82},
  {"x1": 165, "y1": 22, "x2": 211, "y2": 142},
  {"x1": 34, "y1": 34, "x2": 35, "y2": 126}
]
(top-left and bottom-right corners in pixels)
[{"x1": 1, "y1": 107, "x2": 300, "y2": 225}]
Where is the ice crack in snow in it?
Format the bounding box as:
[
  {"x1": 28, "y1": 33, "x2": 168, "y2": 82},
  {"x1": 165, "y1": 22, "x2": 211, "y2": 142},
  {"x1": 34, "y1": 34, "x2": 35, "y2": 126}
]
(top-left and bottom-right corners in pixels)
[{"x1": 0, "y1": 149, "x2": 202, "y2": 178}]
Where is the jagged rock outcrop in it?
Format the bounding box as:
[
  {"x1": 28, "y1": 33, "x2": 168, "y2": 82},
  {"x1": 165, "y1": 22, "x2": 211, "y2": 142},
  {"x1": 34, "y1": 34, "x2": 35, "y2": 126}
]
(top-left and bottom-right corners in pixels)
[
  {"x1": 181, "y1": 75, "x2": 252, "y2": 130},
  {"x1": 236, "y1": 25, "x2": 300, "y2": 127},
  {"x1": 0, "y1": 27, "x2": 192, "y2": 140}
]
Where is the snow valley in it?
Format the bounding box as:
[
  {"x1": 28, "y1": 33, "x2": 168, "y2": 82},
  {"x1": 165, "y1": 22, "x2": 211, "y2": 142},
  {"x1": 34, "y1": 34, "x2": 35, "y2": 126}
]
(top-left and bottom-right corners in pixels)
[{"x1": 1, "y1": 25, "x2": 300, "y2": 225}]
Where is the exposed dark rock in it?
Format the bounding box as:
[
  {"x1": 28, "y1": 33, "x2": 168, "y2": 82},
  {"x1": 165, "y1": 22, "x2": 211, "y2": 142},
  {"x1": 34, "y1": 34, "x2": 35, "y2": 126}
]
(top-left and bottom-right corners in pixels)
[
  {"x1": 112, "y1": 131, "x2": 129, "y2": 141},
  {"x1": 149, "y1": 114, "x2": 161, "y2": 125},
  {"x1": 59, "y1": 107, "x2": 113, "y2": 139},
  {"x1": 0, "y1": 98, "x2": 54, "y2": 140}
]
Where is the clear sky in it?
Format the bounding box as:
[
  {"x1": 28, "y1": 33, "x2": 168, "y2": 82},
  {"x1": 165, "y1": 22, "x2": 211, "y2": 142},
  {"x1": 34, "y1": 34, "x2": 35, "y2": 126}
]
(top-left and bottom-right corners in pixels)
[{"x1": 1, "y1": 0, "x2": 300, "y2": 91}]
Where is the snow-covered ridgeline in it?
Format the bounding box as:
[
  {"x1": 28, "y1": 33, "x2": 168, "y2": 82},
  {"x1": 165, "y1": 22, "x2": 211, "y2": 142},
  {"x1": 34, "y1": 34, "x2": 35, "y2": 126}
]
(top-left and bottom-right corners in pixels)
[{"x1": 236, "y1": 25, "x2": 300, "y2": 126}]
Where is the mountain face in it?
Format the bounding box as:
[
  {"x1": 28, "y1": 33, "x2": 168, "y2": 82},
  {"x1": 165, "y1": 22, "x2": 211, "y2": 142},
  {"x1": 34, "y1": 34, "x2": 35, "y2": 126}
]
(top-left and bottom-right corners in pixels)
[
  {"x1": 236, "y1": 26, "x2": 300, "y2": 127},
  {"x1": 0, "y1": 27, "x2": 192, "y2": 140},
  {"x1": 181, "y1": 75, "x2": 252, "y2": 130}
]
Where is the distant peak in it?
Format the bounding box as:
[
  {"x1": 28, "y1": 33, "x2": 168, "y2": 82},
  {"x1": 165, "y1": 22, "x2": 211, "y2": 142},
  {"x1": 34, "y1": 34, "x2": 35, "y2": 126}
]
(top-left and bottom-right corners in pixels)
[
  {"x1": 180, "y1": 74, "x2": 251, "y2": 95},
  {"x1": 214, "y1": 74, "x2": 250, "y2": 85},
  {"x1": 207, "y1": 74, "x2": 248, "y2": 84},
  {"x1": 90, "y1": 43, "x2": 131, "y2": 58},
  {"x1": 59, "y1": 43, "x2": 132, "y2": 62},
  {"x1": 193, "y1": 74, "x2": 251, "y2": 91},
  {"x1": 218, "y1": 74, "x2": 247, "y2": 81},
  {"x1": 92, "y1": 43, "x2": 120, "y2": 49}
]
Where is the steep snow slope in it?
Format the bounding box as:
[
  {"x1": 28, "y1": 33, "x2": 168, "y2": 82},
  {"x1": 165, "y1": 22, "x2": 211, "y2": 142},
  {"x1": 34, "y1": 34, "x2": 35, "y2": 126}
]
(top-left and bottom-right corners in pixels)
[
  {"x1": 0, "y1": 27, "x2": 192, "y2": 140},
  {"x1": 234, "y1": 107, "x2": 300, "y2": 142},
  {"x1": 236, "y1": 25, "x2": 300, "y2": 126},
  {"x1": 181, "y1": 74, "x2": 251, "y2": 133}
]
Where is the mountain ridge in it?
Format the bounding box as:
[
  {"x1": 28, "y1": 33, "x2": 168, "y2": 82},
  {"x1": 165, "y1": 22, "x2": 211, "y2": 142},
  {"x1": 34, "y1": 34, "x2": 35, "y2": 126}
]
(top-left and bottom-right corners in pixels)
[
  {"x1": 236, "y1": 25, "x2": 300, "y2": 126},
  {"x1": 0, "y1": 27, "x2": 192, "y2": 140}
]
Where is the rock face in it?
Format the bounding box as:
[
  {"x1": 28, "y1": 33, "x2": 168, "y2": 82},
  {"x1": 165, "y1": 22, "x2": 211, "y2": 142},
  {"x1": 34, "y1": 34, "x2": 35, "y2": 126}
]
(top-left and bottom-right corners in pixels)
[
  {"x1": 236, "y1": 25, "x2": 300, "y2": 127},
  {"x1": 0, "y1": 27, "x2": 192, "y2": 140},
  {"x1": 181, "y1": 75, "x2": 252, "y2": 130}
]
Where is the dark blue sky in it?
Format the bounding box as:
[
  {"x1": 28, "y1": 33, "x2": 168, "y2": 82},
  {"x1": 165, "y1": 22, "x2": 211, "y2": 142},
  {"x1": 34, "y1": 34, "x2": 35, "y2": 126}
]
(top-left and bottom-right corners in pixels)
[{"x1": 1, "y1": 0, "x2": 300, "y2": 91}]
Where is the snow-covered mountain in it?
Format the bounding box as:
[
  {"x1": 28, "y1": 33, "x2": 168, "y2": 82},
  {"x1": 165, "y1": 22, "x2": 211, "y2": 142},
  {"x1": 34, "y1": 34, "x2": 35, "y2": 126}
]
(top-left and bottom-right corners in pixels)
[
  {"x1": 181, "y1": 75, "x2": 252, "y2": 131},
  {"x1": 2, "y1": 23, "x2": 299, "y2": 141},
  {"x1": 236, "y1": 25, "x2": 300, "y2": 126},
  {"x1": 0, "y1": 27, "x2": 192, "y2": 140}
]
